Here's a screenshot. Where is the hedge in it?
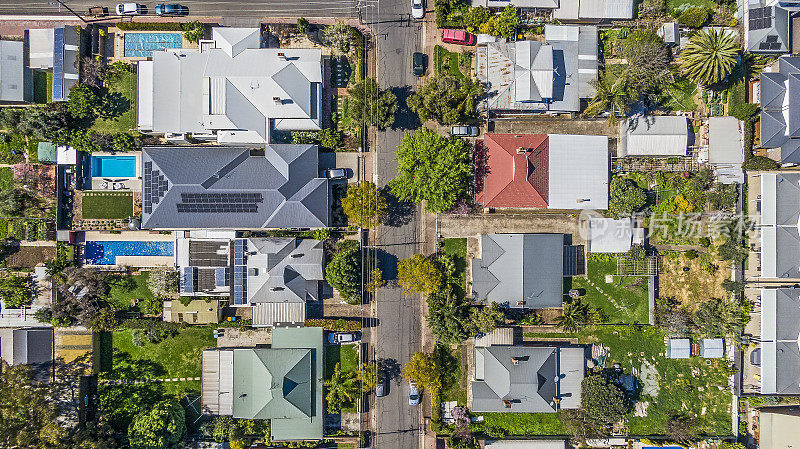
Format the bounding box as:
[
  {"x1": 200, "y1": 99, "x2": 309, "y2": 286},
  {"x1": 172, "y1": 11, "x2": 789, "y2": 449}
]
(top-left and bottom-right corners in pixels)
[
  {"x1": 304, "y1": 318, "x2": 361, "y2": 331},
  {"x1": 678, "y1": 7, "x2": 710, "y2": 28},
  {"x1": 119, "y1": 318, "x2": 186, "y2": 332},
  {"x1": 116, "y1": 22, "x2": 183, "y2": 31}
]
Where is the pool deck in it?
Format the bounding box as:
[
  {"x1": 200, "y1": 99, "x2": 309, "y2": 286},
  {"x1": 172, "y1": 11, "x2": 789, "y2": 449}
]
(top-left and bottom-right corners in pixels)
[
  {"x1": 88, "y1": 152, "x2": 142, "y2": 191},
  {"x1": 81, "y1": 231, "x2": 176, "y2": 268}
]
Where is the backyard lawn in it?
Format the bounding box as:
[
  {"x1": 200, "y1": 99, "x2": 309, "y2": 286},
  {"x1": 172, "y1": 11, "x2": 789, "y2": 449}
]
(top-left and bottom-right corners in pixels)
[
  {"x1": 91, "y1": 70, "x2": 137, "y2": 134},
  {"x1": 107, "y1": 272, "x2": 155, "y2": 311},
  {"x1": 441, "y1": 238, "x2": 467, "y2": 295},
  {"x1": 570, "y1": 256, "x2": 650, "y2": 324},
  {"x1": 81, "y1": 191, "x2": 133, "y2": 219},
  {"x1": 324, "y1": 343, "x2": 359, "y2": 412},
  {"x1": 33, "y1": 70, "x2": 52, "y2": 104},
  {"x1": 661, "y1": 73, "x2": 698, "y2": 112},
  {"x1": 440, "y1": 346, "x2": 468, "y2": 406},
  {"x1": 668, "y1": 0, "x2": 719, "y2": 11},
  {"x1": 434, "y1": 45, "x2": 470, "y2": 79},
  {"x1": 471, "y1": 412, "x2": 566, "y2": 436}
]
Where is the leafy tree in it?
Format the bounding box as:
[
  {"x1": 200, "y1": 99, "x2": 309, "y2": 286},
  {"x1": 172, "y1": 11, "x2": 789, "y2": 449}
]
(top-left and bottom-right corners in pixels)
[
  {"x1": 678, "y1": 7, "x2": 710, "y2": 28},
  {"x1": 680, "y1": 29, "x2": 739, "y2": 86},
  {"x1": 325, "y1": 240, "x2": 361, "y2": 303},
  {"x1": 581, "y1": 374, "x2": 628, "y2": 424},
  {"x1": 90, "y1": 308, "x2": 119, "y2": 332},
  {"x1": 397, "y1": 254, "x2": 445, "y2": 295},
  {"x1": 146, "y1": 268, "x2": 179, "y2": 298},
  {"x1": 609, "y1": 177, "x2": 648, "y2": 216},
  {"x1": 403, "y1": 351, "x2": 442, "y2": 391},
  {"x1": 463, "y1": 7, "x2": 491, "y2": 33},
  {"x1": 13, "y1": 105, "x2": 72, "y2": 142},
  {"x1": 347, "y1": 78, "x2": 397, "y2": 129},
  {"x1": 584, "y1": 73, "x2": 636, "y2": 123},
  {"x1": 67, "y1": 83, "x2": 101, "y2": 120},
  {"x1": 112, "y1": 133, "x2": 137, "y2": 152},
  {"x1": 297, "y1": 17, "x2": 310, "y2": 33},
  {"x1": 291, "y1": 130, "x2": 318, "y2": 144},
  {"x1": 722, "y1": 279, "x2": 745, "y2": 293},
  {"x1": 390, "y1": 128, "x2": 471, "y2": 213},
  {"x1": 358, "y1": 362, "x2": 378, "y2": 392},
  {"x1": 325, "y1": 362, "x2": 359, "y2": 413},
  {"x1": 181, "y1": 21, "x2": 205, "y2": 43},
  {"x1": 318, "y1": 128, "x2": 344, "y2": 150},
  {"x1": 52, "y1": 267, "x2": 111, "y2": 326},
  {"x1": 0, "y1": 363, "x2": 65, "y2": 448},
  {"x1": 63, "y1": 421, "x2": 118, "y2": 449},
  {"x1": 323, "y1": 22, "x2": 355, "y2": 53},
  {"x1": 127, "y1": 399, "x2": 186, "y2": 449},
  {"x1": 426, "y1": 288, "x2": 471, "y2": 344},
  {"x1": 496, "y1": 6, "x2": 519, "y2": 38},
  {"x1": 621, "y1": 29, "x2": 672, "y2": 103},
  {"x1": 366, "y1": 268, "x2": 385, "y2": 294},
  {"x1": 555, "y1": 300, "x2": 601, "y2": 332},
  {"x1": 468, "y1": 303, "x2": 505, "y2": 335},
  {"x1": 693, "y1": 297, "x2": 746, "y2": 336},
  {"x1": 0, "y1": 188, "x2": 33, "y2": 216},
  {"x1": 743, "y1": 155, "x2": 780, "y2": 170},
  {"x1": 408, "y1": 74, "x2": 484, "y2": 125},
  {"x1": 342, "y1": 181, "x2": 387, "y2": 228},
  {"x1": 0, "y1": 274, "x2": 31, "y2": 309}
]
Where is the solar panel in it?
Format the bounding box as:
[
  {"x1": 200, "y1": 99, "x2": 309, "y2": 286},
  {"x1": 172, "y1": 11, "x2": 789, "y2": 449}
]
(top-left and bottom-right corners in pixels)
[
  {"x1": 176, "y1": 193, "x2": 263, "y2": 214},
  {"x1": 181, "y1": 267, "x2": 196, "y2": 293},
  {"x1": 766, "y1": 35, "x2": 779, "y2": 43},
  {"x1": 52, "y1": 27, "x2": 64, "y2": 100},
  {"x1": 232, "y1": 265, "x2": 248, "y2": 305}
]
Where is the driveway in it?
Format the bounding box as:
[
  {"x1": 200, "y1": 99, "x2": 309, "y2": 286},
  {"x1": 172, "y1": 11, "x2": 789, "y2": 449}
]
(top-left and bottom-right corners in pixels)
[{"x1": 439, "y1": 213, "x2": 586, "y2": 245}]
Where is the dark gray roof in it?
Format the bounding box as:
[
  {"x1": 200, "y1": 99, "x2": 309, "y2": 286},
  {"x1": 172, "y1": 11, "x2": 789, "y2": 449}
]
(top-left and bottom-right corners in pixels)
[
  {"x1": 471, "y1": 345, "x2": 584, "y2": 413},
  {"x1": 11, "y1": 328, "x2": 53, "y2": 380},
  {"x1": 761, "y1": 73, "x2": 787, "y2": 109},
  {"x1": 141, "y1": 145, "x2": 329, "y2": 229},
  {"x1": 761, "y1": 109, "x2": 787, "y2": 148},
  {"x1": 775, "y1": 289, "x2": 800, "y2": 341},
  {"x1": 781, "y1": 139, "x2": 800, "y2": 164},
  {"x1": 775, "y1": 174, "x2": 800, "y2": 226},
  {"x1": 760, "y1": 56, "x2": 800, "y2": 158},
  {"x1": 774, "y1": 341, "x2": 800, "y2": 394},
  {"x1": 471, "y1": 234, "x2": 565, "y2": 309},
  {"x1": 760, "y1": 289, "x2": 800, "y2": 394},
  {"x1": 775, "y1": 226, "x2": 800, "y2": 278}
]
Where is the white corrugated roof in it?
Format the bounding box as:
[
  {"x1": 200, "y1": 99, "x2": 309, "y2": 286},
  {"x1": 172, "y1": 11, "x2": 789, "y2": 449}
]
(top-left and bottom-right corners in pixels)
[
  {"x1": 252, "y1": 302, "x2": 305, "y2": 327},
  {"x1": 619, "y1": 116, "x2": 688, "y2": 156},
  {"x1": 708, "y1": 117, "x2": 744, "y2": 164},
  {"x1": 547, "y1": 134, "x2": 609, "y2": 210},
  {"x1": 588, "y1": 217, "x2": 633, "y2": 253}
]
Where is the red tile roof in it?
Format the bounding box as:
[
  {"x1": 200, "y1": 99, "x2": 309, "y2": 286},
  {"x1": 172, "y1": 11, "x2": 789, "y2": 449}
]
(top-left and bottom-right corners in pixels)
[{"x1": 475, "y1": 133, "x2": 549, "y2": 208}]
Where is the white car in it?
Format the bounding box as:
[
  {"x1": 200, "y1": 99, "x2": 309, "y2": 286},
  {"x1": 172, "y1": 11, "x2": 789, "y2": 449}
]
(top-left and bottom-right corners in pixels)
[
  {"x1": 116, "y1": 3, "x2": 145, "y2": 15},
  {"x1": 412, "y1": 0, "x2": 424, "y2": 19}
]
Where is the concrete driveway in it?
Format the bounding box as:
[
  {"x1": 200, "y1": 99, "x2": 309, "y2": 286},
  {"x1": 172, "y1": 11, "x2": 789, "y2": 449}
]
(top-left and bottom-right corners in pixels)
[{"x1": 439, "y1": 213, "x2": 586, "y2": 245}]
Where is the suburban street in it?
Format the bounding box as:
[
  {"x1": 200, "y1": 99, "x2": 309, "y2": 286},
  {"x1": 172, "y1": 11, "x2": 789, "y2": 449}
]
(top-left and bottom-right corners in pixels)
[{"x1": 369, "y1": 0, "x2": 425, "y2": 447}]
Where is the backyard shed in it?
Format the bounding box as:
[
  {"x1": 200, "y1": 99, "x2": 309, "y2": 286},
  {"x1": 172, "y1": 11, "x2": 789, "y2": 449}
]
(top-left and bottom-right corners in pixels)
[
  {"x1": 667, "y1": 338, "x2": 690, "y2": 359},
  {"x1": 699, "y1": 338, "x2": 724, "y2": 358},
  {"x1": 618, "y1": 116, "x2": 689, "y2": 157},
  {"x1": 587, "y1": 217, "x2": 633, "y2": 253},
  {"x1": 708, "y1": 116, "x2": 744, "y2": 184}
]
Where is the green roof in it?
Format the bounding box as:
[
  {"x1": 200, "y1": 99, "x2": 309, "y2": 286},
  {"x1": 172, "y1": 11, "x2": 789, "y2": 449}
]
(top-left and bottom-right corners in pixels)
[{"x1": 37, "y1": 142, "x2": 56, "y2": 164}]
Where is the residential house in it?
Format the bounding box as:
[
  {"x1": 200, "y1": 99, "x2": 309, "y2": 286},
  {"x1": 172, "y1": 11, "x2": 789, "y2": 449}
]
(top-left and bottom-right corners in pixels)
[
  {"x1": 471, "y1": 342, "x2": 585, "y2": 412},
  {"x1": 618, "y1": 116, "x2": 689, "y2": 157},
  {"x1": 476, "y1": 25, "x2": 597, "y2": 114},
  {"x1": 0, "y1": 327, "x2": 54, "y2": 381},
  {"x1": 475, "y1": 133, "x2": 608, "y2": 210},
  {"x1": 760, "y1": 56, "x2": 800, "y2": 163},
  {"x1": 744, "y1": 0, "x2": 798, "y2": 54},
  {"x1": 757, "y1": 406, "x2": 800, "y2": 448},
  {"x1": 137, "y1": 27, "x2": 322, "y2": 144},
  {"x1": 176, "y1": 234, "x2": 324, "y2": 327},
  {"x1": 163, "y1": 299, "x2": 223, "y2": 324},
  {"x1": 759, "y1": 289, "x2": 800, "y2": 394},
  {"x1": 471, "y1": 233, "x2": 582, "y2": 309},
  {"x1": 756, "y1": 173, "x2": 800, "y2": 280},
  {"x1": 706, "y1": 116, "x2": 744, "y2": 184},
  {"x1": 201, "y1": 327, "x2": 323, "y2": 441},
  {"x1": 141, "y1": 145, "x2": 329, "y2": 230},
  {"x1": 27, "y1": 26, "x2": 80, "y2": 102},
  {"x1": 469, "y1": 0, "x2": 634, "y2": 21},
  {"x1": 0, "y1": 39, "x2": 32, "y2": 103}
]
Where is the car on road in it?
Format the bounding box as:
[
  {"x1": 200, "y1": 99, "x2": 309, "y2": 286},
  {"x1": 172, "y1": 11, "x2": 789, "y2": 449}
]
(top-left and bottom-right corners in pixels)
[
  {"x1": 442, "y1": 28, "x2": 475, "y2": 46},
  {"x1": 408, "y1": 382, "x2": 420, "y2": 406},
  {"x1": 325, "y1": 168, "x2": 347, "y2": 180},
  {"x1": 376, "y1": 375, "x2": 387, "y2": 397},
  {"x1": 451, "y1": 125, "x2": 479, "y2": 137},
  {"x1": 115, "y1": 3, "x2": 145, "y2": 15},
  {"x1": 328, "y1": 331, "x2": 361, "y2": 344},
  {"x1": 412, "y1": 52, "x2": 425, "y2": 77},
  {"x1": 155, "y1": 4, "x2": 189, "y2": 16},
  {"x1": 411, "y1": 0, "x2": 424, "y2": 19}
]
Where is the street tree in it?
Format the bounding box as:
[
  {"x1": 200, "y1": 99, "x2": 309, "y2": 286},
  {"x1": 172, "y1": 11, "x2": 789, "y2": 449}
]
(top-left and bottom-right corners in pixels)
[
  {"x1": 342, "y1": 181, "x2": 387, "y2": 228},
  {"x1": 324, "y1": 240, "x2": 362, "y2": 303},
  {"x1": 581, "y1": 374, "x2": 629, "y2": 425},
  {"x1": 397, "y1": 254, "x2": 445, "y2": 295},
  {"x1": 358, "y1": 362, "x2": 379, "y2": 393},
  {"x1": 390, "y1": 128, "x2": 471, "y2": 213},
  {"x1": 365, "y1": 268, "x2": 385, "y2": 294},
  {"x1": 407, "y1": 74, "x2": 484, "y2": 125},
  {"x1": 681, "y1": 29, "x2": 739, "y2": 86},
  {"x1": 127, "y1": 399, "x2": 186, "y2": 449},
  {"x1": 403, "y1": 351, "x2": 442, "y2": 392},
  {"x1": 347, "y1": 78, "x2": 398, "y2": 129}
]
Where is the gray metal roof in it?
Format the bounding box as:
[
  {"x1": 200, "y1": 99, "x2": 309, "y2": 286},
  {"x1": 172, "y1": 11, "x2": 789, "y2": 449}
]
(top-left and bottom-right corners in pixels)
[
  {"x1": 245, "y1": 238, "x2": 324, "y2": 306},
  {"x1": 618, "y1": 116, "x2": 689, "y2": 157},
  {"x1": 471, "y1": 234, "x2": 565, "y2": 309},
  {"x1": 667, "y1": 338, "x2": 690, "y2": 359},
  {"x1": 471, "y1": 345, "x2": 584, "y2": 412},
  {"x1": 553, "y1": 0, "x2": 634, "y2": 20},
  {"x1": 0, "y1": 40, "x2": 31, "y2": 102},
  {"x1": 747, "y1": 1, "x2": 792, "y2": 54},
  {"x1": 760, "y1": 56, "x2": 800, "y2": 157},
  {"x1": 708, "y1": 117, "x2": 743, "y2": 164},
  {"x1": 141, "y1": 145, "x2": 329, "y2": 229},
  {"x1": 699, "y1": 338, "x2": 724, "y2": 358}
]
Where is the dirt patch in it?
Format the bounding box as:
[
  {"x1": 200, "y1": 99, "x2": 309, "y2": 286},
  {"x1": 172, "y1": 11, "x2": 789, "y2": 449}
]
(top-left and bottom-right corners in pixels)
[
  {"x1": 6, "y1": 246, "x2": 56, "y2": 268},
  {"x1": 658, "y1": 251, "x2": 730, "y2": 311},
  {"x1": 492, "y1": 117, "x2": 619, "y2": 138}
]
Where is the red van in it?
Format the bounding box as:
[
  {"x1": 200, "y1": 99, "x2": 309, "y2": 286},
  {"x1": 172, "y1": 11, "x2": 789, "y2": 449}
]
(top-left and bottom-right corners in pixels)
[{"x1": 441, "y1": 28, "x2": 476, "y2": 46}]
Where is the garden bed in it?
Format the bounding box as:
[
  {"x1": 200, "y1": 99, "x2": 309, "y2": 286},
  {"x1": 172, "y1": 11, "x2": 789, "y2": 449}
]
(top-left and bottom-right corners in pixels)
[
  {"x1": 5, "y1": 245, "x2": 57, "y2": 268},
  {"x1": 434, "y1": 45, "x2": 470, "y2": 79},
  {"x1": 570, "y1": 255, "x2": 650, "y2": 324},
  {"x1": 81, "y1": 191, "x2": 133, "y2": 219}
]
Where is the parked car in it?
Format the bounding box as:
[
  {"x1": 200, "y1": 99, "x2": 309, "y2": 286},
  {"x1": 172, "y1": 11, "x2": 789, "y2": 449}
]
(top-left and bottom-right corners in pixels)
[
  {"x1": 411, "y1": 0, "x2": 424, "y2": 19},
  {"x1": 376, "y1": 375, "x2": 387, "y2": 397},
  {"x1": 328, "y1": 331, "x2": 361, "y2": 344},
  {"x1": 325, "y1": 168, "x2": 347, "y2": 180},
  {"x1": 155, "y1": 4, "x2": 189, "y2": 16},
  {"x1": 441, "y1": 28, "x2": 476, "y2": 46},
  {"x1": 408, "y1": 382, "x2": 420, "y2": 406},
  {"x1": 412, "y1": 52, "x2": 425, "y2": 77},
  {"x1": 115, "y1": 3, "x2": 145, "y2": 15},
  {"x1": 451, "y1": 125, "x2": 479, "y2": 137}
]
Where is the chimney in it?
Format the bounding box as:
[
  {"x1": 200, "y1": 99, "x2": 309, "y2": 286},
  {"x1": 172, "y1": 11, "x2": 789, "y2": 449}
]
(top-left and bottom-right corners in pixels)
[
  {"x1": 516, "y1": 147, "x2": 527, "y2": 154},
  {"x1": 273, "y1": 96, "x2": 282, "y2": 104},
  {"x1": 503, "y1": 400, "x2": 512, "y2": 408},
  {"x1": 277, "y1": 52, "x2": 286, "y2": 59},
  {"x1": 517, "y1": 301, "x2": 525, "y2": 307}
]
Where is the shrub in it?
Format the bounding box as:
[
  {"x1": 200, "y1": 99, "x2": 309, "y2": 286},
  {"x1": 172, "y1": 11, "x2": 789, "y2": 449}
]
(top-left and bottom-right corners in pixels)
[
  {"x1": 698, "y1": 237, "x2": 711, "y2": 247},
  {"x1": 181, "y1": 21, "x2": 205, "y2": 43},
  {"x1": 684, "y1": 249, "x2": 698, "y2": 260},
  {"x1": 743, "y1": 155, "x2": 779, "y2": 170},
  {"x1": 678, "y1": 7, "x2": 710, "y2": 28},
  {"x1": 318, "y1": 128, "x2": 344, "y2": 151},
  {"x1": 304, "y1": 318, "x2": 361, "y2": 331},
  {"x1": 297, "y1": 17, "x2": 310, "y2": 33}
]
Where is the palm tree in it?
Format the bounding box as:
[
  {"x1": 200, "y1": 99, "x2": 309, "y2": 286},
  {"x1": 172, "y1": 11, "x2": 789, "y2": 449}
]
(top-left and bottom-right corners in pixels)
[
  {"x1": 324, "y1": 362, "x2": 359, "y2": 413},
  {"x1": 680, "y1": 29, "x2": 739, "y2": 86},
  {"x1": 583, "y1": 73, "x2": 636, "y2": 124},
  {"x1": 555, "y1": 300, "x2": 602, "y2": 332}
]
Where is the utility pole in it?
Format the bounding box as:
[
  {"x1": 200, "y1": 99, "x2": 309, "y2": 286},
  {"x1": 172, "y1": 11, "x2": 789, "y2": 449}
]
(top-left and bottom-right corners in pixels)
[{"x1": 53, "y1": 0, "x2": 88, "y2": 23}]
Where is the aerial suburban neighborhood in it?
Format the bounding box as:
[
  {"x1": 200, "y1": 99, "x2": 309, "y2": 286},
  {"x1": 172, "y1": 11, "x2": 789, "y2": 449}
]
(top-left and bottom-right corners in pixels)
[{"x1": 0, "y1": 0, "x2": 797, "y2": 449}]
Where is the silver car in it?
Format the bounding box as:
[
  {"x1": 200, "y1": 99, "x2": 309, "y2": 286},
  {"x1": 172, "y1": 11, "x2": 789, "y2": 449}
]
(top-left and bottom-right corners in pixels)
[
  {"x1": 451, "y1": 125, "x2": 479, "y2": 137},
  {"x1": 408, "y1": 382, "x2": 420, "y2": 406}
]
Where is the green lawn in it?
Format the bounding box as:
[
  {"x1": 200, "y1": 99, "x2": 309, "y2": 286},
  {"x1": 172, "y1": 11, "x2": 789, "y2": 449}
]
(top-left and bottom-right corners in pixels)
[
  {"x1": 434, "y1": 45, "x2": 469, "y2": 79},
  {"x1": 110, "y1": 327, "x2": 216, "y2": 394},
  {"x1": 32, "y1": 70, "x2": 52, "y2": 104},
  {"x1": 471, "y1": 412, "x2": 566, "y2": 436},
  {"x1": 81, "y1": 191, "x2": 133, "y2": 219},
  {"x1": 91, "y1": 70, "x2": 137, "y2": 134},
  {"x1": 570, "y1": 256, "x2": 650, "y2": 324},
  {"x1": 325, "y1": 343, "x2": 359, "y2": 378},
  {"x1": 668, "y1": 0, "x2": 719, "y2": 11},
  {"x1": 107, "y1": 272, "x2": 155, "y2": 311},
  {"x1": 661, "y1": 73, "x2": 698, "y2": 112},
  {"x1": 441, "y1": 238, "x2": 467, "y2": 295},
  {"x1": 0, "y1": 167, "x2": 14, "y2": 190}
]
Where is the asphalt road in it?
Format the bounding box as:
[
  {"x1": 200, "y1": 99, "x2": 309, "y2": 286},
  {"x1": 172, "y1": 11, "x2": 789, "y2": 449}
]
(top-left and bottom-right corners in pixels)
[
  {"x1": 369, "y1": 0, "x2": 425, "y2": 447},
  {"x1": 0, "y1": 0, "x2": 358, "y2": 18}
]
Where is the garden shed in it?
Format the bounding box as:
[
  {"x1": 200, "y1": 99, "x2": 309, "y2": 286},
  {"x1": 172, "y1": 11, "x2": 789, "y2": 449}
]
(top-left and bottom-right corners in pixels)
[
  {"x1": 699, "y1": 338, "x2": 724, "y2": 358},
  {"x1": 666, "y1": 338, "x2": 690, "y2": 359}
]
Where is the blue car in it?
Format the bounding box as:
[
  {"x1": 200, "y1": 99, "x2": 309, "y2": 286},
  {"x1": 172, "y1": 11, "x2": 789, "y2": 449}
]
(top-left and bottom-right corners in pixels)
[{"x1": 155, "y1": 4, "x2": 189, "y2": 16}]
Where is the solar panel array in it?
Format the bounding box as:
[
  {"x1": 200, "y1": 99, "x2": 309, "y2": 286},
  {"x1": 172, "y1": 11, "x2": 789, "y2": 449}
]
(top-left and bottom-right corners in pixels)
[
  {"x1": 181, "y1": 267, "x2": 197, "y2": 294},
  {"x1": 52, "y1": 27, "x2": 64, "y2": 100},
  {"x1": 749, "y1": 6, "x2": 773, "y2": 30},
  {"x1": 759, "y1": 34, "x2": 783, "y2": 51},
  {"x1": 143, "y1": 161, "x2": 169, "y2": 214},
  {"x1": 232, "y1": 239, "x2": 248, "y2": 305},
  {"x1": 176, "y1": 193, "x2": 263, "y2": 214},
  {"x1": 215, "y1": 267, "x2": 230, "y2": 287}
]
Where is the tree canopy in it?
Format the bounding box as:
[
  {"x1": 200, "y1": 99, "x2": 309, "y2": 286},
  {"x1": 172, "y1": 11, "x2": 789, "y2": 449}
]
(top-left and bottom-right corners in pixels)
[
  {"x1": 0, "y1": 363, "x2": 65, "y2": 448},
  {"x1": 127, "y1": 399, "x2": 186, "y2": 449},
  {"x1": 0, "y1": 274, "x2": 32, "y2": 309},
  {"x1": 609, "y1": 177, "x2": 648, "y2": 216},
  {"x1": 324, "y1": 240, "x2": 362, "y2": 303},
  {"x1": 347, "y1": 77, "x2": 398, "y2": 129},
  {"x1": 680, "y1": 29, "x2": 739, "y2": 86},
  {"x1": 581, "y1": 374, "x2": 629, "y2": 425},
  {"x1": 397, "y1": 254, "x2": 445, "y2": 295},
  {"x1": 408, "y1": 74, "x2": 484, "y2": 125},
  {"x1": 403, "y1": 351, "x2": 442, "y2": 392},
  {"x1": 342, "y1": 181, "x2": 387, "y2": 228},
  {"x1": 390, "y1": 128, "x2": 471, "y2": 213}
]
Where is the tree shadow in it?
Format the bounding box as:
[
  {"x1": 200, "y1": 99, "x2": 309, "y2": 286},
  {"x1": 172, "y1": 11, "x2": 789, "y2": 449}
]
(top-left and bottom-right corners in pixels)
[
  {"x1": 377, "y1": 357, "x2": 402, "y2": 384},
  {"x1": 375, "y1": 248, "x2": 399, "y2": 281},
  {"x1": 390, "y1": 85, "x2": 421, "y2": 131},
  {"x1": 99, "y1": 91, "x2": 131, "y2": 120},
  {"x1": 381, "y1": 186, "x2": 414, "y2": 228}
]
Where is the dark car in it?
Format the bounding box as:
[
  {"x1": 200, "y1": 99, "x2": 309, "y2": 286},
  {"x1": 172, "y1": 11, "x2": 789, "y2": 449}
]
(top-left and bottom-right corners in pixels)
[
  {"x1": 413, "y1": 52, "x2": 425, "y2": 77},
  {"x1": 155, "y1": 3, "x2": 189, "y2": 16}
]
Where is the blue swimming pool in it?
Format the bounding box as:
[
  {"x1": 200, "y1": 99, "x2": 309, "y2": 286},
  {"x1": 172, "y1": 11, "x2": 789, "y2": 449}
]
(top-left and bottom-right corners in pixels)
[
  {"x1": 85, "y1": 241, "x2": 174, "y2": 265},
  {"x1": 124, "y1": 32, "x2": 183, "y2": 57},
  {"x1": 92, "y1": 155, "x2": 137, "y2": 178}
]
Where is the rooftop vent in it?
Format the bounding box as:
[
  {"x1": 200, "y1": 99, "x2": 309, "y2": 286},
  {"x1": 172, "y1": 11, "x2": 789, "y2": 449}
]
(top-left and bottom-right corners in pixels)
[
  {"x1": 273, "y1": 96, "x2": 282, "y2": 104},
  {"x1": 502, "y1": 400, "x2": 512, "y2": 408},
  {"x1": 516, "y1": 147, "x2": 530, "y2": 154},
  {"x1": 278, "y1": 52, "x2": 286, "y2": 58},
  {"x1": 271, "y1": 287, "x2": 285, "y2": 291}
]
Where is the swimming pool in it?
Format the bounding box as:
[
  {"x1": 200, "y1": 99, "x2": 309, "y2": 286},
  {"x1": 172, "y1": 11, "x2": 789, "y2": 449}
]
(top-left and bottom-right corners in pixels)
[
  {"x1": 92, "y1": 155, "x2": 137, "y2": 178},
  {"x1": 124, "y1": 32, "x2": 183, "y2": 57},
  {"x1": 85, "y1": 241, "x2": 174, "y2": 265}
]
